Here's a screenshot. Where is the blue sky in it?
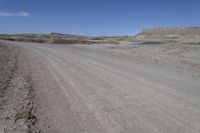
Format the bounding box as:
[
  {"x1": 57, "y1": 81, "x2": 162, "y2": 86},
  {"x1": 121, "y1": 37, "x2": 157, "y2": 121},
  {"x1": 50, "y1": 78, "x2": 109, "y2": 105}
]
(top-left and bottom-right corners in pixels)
[{"x1": 0, "y1": 0, "x2": 200, "y2": 36}]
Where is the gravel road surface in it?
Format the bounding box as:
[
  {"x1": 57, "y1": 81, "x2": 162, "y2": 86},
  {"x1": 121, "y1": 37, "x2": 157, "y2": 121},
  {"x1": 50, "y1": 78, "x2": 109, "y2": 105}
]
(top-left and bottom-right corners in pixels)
[{"x1": 1, "y1": 41, "x2": 200, "y2": 133}]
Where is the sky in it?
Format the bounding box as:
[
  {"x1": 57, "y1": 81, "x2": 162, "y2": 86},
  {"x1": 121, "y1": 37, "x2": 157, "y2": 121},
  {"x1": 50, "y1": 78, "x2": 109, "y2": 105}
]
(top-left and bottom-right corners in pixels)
[{"x1": 0, "y1": 0, "x2": 200, "y2": 36}]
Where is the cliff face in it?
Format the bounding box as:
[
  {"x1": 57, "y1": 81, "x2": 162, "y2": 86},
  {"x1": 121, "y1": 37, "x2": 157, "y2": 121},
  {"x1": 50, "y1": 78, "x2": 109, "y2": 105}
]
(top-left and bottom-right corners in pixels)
[{"x1": 138, "y1": 27, "x2": 200, "y2": 36}]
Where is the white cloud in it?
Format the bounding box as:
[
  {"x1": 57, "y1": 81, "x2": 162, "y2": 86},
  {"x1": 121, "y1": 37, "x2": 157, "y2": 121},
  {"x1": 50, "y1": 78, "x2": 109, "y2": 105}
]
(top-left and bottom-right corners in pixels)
[
  {"x1": 17, "y1": 11, "x2": 30, "y2": 17},
  {"x1": 0, "y1": 11, "x2": 30, "y2": 17}
]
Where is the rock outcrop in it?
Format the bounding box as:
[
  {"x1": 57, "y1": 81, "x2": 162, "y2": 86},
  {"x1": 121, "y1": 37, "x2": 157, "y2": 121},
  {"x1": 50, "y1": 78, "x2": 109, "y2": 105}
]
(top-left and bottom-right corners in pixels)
[{"x1": 138, "y1": 27, "x2": 200, "y2": 36}]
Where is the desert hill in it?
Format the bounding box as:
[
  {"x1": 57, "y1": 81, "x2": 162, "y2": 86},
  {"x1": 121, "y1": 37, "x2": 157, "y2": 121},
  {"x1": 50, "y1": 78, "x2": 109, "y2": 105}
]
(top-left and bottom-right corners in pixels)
[{"x1": 137, "y1": 27, "x2": 200, "y2": 36}]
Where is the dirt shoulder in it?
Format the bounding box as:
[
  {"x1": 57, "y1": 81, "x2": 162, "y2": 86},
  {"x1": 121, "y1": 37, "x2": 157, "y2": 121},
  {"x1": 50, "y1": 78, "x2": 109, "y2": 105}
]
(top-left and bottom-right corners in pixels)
[{"x1": 0, "y1": 42, "x2": 37, "y2": 133}]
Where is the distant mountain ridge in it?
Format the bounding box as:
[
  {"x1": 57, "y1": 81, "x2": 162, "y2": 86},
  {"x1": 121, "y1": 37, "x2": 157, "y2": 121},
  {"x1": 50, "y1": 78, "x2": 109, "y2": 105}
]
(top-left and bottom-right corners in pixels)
[
  {"x1": 137, "y1": 27, "x2": 200, "y2": 36},
  {"x1": 49, "y1": 33, "x2": 86, "y2": 38}
]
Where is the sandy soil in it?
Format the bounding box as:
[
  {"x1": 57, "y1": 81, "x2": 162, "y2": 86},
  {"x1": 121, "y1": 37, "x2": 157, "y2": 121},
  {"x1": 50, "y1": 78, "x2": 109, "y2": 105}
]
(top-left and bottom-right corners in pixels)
[
  {"x1": 0, "y1": 40, "x2": 200, "y2": 133},
  {"x1": 76, "y1": 41, "x2": 200, "y2": 76}
]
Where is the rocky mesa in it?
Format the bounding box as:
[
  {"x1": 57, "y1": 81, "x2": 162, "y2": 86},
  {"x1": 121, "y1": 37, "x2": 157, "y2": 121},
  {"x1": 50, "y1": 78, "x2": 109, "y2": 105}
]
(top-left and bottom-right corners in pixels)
[{"x1": 137, "y1": 27, "x2": 200, "y2": 36}]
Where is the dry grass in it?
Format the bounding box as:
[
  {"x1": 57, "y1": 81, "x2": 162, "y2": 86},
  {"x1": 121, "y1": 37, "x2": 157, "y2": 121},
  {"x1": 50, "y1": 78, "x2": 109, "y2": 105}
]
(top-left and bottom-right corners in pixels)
[{"x1": 0, "y1": 34, "x2": 121, "y2": 44}]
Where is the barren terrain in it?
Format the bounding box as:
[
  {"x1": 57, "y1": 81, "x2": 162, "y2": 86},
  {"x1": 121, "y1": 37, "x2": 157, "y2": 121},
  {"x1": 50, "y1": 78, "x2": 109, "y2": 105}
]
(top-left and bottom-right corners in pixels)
[
  {"x1": 0, "y1": 40, "x2": 200, "y2": 133},
  {"x1": 0, "y1": 42, "x2": 36, "y2": 133}
]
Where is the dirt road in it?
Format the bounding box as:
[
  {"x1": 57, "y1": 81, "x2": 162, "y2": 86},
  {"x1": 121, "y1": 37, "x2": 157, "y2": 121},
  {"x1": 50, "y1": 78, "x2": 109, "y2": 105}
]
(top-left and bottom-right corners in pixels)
[{"x1": 1, "y1": 41, "x2": 200, "y2": 133}]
